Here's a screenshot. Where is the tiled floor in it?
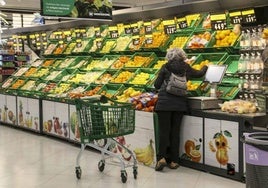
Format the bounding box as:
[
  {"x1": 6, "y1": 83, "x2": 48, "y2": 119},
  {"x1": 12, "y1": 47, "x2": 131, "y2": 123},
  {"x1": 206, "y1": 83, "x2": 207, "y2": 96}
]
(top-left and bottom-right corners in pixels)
[{"x1": 0, "y1": 125, "x2": 245, "y2": 188}]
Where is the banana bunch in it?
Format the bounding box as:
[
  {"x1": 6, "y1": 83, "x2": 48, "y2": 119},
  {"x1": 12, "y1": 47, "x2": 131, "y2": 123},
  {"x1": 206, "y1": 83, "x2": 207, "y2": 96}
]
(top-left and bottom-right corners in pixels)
[{"x1": 134, "y1": 139, "x2": 154, "y2": 166}]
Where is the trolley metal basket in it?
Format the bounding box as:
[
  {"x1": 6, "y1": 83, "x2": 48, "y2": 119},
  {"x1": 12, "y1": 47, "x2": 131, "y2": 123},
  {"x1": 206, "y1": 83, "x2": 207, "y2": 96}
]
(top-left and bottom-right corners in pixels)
[{"x1": 74, "y1": 95, "x2": 137, "y2": 183}]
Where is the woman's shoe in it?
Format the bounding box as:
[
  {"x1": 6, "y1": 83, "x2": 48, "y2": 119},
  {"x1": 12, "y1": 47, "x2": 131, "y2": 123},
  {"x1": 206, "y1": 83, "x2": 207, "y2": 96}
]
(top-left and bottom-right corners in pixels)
[
  {"x1": 155, "y1": 158, "x2": 167, "y2": 171},
  {"x1": 169, "y1": 162, "x2": 179, "y2": 169}
]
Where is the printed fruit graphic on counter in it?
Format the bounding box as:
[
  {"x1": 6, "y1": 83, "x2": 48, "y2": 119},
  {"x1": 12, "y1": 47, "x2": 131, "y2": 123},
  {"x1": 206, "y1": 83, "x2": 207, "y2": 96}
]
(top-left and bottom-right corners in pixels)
[
  {"x1": 134, "y1": 139, "x2": 155, "y2": 166},
  {"x1": 209, "y1": 130, "x2": 232, "y2": 166},
  {"x1": 181, "y1": 138, "x2": 202, "y2": 163}
]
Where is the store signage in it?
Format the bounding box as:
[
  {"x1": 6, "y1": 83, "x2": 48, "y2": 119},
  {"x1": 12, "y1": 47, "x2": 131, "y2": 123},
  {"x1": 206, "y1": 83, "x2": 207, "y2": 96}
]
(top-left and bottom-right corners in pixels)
[
  {"x1": 229, "y1": 11, "x2": 242, "y2": 24},
  {"x1": 144, "y1": 22, "x2": 152, "y2": 35},
  {"x1": 41, "y1": 0, "x2": 112, "y2": 20},
  {"x1": 76, "y1": 39, "x2": 82, "y2": 48},
  {"x1": 210, "y1": 12, "x2": 227, "y2": 30},
  {"x1": 163, "y1": 19, "x2": 176, "y2": 35},
  {"x1": 131, "y1": 23, "x2": 140, "y2": 35},
  {"x1": 109, "y1": 26, "x2": 119, "y2": 39},
  {"x1": 177, "y1": 17, "x2": 188, "y2": 29},
  {"x1": 96, "y1": 38, "x2": 102, "y2": 49},
  {"x1": 124, "y1": 24, "x2": 132, "y2": 35},
  {"x1": 95, "y1": 27, "x2": 101, "y2": 38},
  {"x1": 145, "y1": 34, "x2": 153, "y2": 44},
  {"x1": 132, "y1": 35, "x2": 140, "y2": 46},
  {"x1": 242, "y1": 8, "x2": 256, "y2": 23}
]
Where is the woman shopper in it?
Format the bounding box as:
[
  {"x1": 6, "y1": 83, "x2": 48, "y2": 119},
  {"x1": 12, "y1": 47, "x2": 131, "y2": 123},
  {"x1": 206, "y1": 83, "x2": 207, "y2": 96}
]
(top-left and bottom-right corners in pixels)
[{"x1": 154, "y1": 47, "x2": 208, "y2": 171}]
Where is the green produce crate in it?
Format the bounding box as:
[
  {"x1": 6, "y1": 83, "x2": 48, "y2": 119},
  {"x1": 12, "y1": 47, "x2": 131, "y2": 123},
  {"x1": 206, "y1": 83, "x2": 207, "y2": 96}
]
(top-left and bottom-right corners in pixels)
[
  {"x1": 51, "y1": 58, "x2": 64, "y2": 68},
  {"x1": 149, "y1": 57, "x2": 167, "y2": 70},
  {"x1": 109, "y1": 68, "x2": 137, "y2": 84},
  {"x1": 221, "y1": 77, "x2": 241, "y2": 86},
  {"x1": 0, "y1": 77, "x2": 15, "y2": 89},
  {"x1": 187, "y1": 79, "x2": 203, "y2": 96},
  {"x1": 176, "y1": 13, "x2": 203, "y2": 32},
  {"x1": 52, "y1": 42, "x2": 68, "y2": 56},
  {"x1": 191, "y1": 53, "x2": 228, "y2": 69},
  {"x1": 167, "y1": 31, "x2": 192, "y2": 50},
  {"x1": 221, "y1": 55, "x2": 240, "y2": 74},
  {"x1": 72, "y1": 38, "x2": 93, "y2": 54},
  {"x1": 109, "y1": 55, "x2": 131, "y2": 70},
  {"x1": 31, "y1": 59, "x2": 44, "y2": 67},
  {"x1": 128, "y1": 68, "x2": 158, "y2": 86},
  {"x1": 12, "y1": 66, "x2": 29, "y2": 77},
  {"x1": 43, "y1": 42, "x2": 57, "y2": 57},
  {"x1": 98, "y1": 84, "x2": 125, "y2": 99},
  {"x1": 207, "y1": 30, "x2": 240, "y2": 53},
  {"x1": 68, "y1": 70, "x2": 104, "y2": 84},
  {"x1": 124, "y1": 52, "x2": 158, "y2": 68},
  {"x1": 57, "y1": 57, "x2": 76, "y2": 69},
  {"x1": 126, "y1": 35, "x2": 145, "y2": 52},
  {"x1": 94, "y1": 69, "x2": 117, "y2": 85},
  {"x1": 23, "y1": 67, "x2": 38, "y2": 78},
  {"x1": 111, "y1": 35, "x2": 133, "y2": 53},
  {"x1": 63, "y1": 41, "x2": 76, "y2": 55},
  {"x1": 68, "y1": 56, "x2": 92, "y2": 69},
  {"x1": 98, "y1": 39, "x2": 117, "y2": 54},
  {"x1": 42, "y1": 59, "x2": 55, "y2": 67},
  {"x1": 32, "y1": 67, "x2": 50, "y2": 79},
  {"x1": 141, "y1": 32, "x2": 171, "y2": 52},
  {"x1": 184, "y1": 29, "x2": 214, "y2": 53},
  {"x1": 216, "y1": 86, "x2": 239, "y2": 100},
  {"x1": 59, "y1": 69, "x2": 77, "y2": 82},
  {"x1": 43, "y1": 69, "x2": 63, "y2": 81},
  {"x1": 115, "y1": 86, "x2": 145, "y2": 102}
]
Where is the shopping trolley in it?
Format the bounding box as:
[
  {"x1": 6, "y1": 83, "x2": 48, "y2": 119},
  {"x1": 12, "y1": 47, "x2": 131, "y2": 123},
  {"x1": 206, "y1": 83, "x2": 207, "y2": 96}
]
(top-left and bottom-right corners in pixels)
[{"x1": 74, "y1": 95, "x2": 137, "y2": 183}]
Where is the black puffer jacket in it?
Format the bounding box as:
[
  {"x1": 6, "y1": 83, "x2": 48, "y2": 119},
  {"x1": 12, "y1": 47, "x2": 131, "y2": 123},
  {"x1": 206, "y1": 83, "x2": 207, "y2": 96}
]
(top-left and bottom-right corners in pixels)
[{"x1": 154, "y1": 59, "x2": 208, "y2": 112}]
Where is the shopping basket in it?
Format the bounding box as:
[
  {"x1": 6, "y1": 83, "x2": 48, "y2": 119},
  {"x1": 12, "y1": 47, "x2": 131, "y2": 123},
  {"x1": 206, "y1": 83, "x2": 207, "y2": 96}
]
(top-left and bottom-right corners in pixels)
[{"x1": 74, "y1": 95, "x2": 137, "y2": 183}]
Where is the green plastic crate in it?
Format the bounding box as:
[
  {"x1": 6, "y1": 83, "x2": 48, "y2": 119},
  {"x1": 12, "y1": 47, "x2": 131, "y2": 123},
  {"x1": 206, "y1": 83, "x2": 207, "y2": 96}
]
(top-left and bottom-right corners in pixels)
[
  {"x1": 128, "y1": 68, "x2": 158, "y2": 86},
  {"x1": 109, "y1": 68, "x2": 137, "y2": 84},
  {"x1": 98, "y1": 84, "x2": 125, "y2": 99},
  {"x1": 124, "y1": 52, "x2": 158, "y2": 68},
  {"x1": 192, "y1": 53, "x2": 228, "y2": 67},
  {"x1": 221, "y1": 55, "x2": 240, "y2": 74}
]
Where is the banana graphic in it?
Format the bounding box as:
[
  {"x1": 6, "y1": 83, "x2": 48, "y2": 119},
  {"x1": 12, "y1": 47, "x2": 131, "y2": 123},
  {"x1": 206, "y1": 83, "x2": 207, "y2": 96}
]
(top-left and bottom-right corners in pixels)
[{"x1": 134, "y1": 139, "x2": 154, "y2": 166}]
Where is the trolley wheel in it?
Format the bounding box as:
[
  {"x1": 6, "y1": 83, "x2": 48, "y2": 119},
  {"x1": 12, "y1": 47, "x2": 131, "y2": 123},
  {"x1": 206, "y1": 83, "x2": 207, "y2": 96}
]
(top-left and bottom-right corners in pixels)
[
  {"x1": 75, "y1": 167, "x2": 82, "y2": 179},
  {"x1": 133, "y1": 167, "x2": 138, "y2": 179},
  {"x1": 98, "y1": 160, "x2": 105, "y2": 172},
  {"x1": 121, "y1": 171, "x2": 127, "y2": 183}
]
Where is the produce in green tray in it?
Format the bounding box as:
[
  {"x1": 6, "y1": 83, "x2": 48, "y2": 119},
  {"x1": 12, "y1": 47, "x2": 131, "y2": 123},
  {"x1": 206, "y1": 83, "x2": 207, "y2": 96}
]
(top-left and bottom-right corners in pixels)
[
  {"x1": 129, "y1": 72, "x2": 150, "y2": 85},
  {"x1": 20, "y1": 80, "x2": 36, "y2": 91},
  {"x1": 58, "y1": 57, "x2": 76, "y2": 69},
  {"x1": 43, "y1": 43, "x2": 57, "y2": 55},
  {"x1": 100, "y1": 40, "x2": 116, "y2": 53},
  {"x1": 112, "y1": 36, "x2": 132, "y2": 51},
  {"x1": 72, "y1": 40, "x2": 89, "y2": 53}
]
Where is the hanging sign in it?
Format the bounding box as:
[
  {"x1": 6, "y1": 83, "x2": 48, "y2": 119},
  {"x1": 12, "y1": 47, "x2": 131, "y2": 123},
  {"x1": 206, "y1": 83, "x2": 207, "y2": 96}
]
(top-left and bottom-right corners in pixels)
[
  {"x1": 41, "y1": 0, "x2": 112, "y2": 20},
  {"x1": 242, "y1": 8, "x2": 256, "y2": 23},
  {"x1": 132, "y1": 35, "x2": 140, "y2": 46},
  {"x1": 177, "y1": 17, "x2": 188, "y2": 29},
  {"x1": 229, "y1": 11, "x2": 242, "y2": 24},
  {"x1": 145, "y1": 34, "x2": 153, "y2": 44},
  {"x1": 210, "y1": 12, "x2": 227, "y2": 30},
  {"x1": 109, "y1": 26, "x2": 119, "y2": 39},
  {"x1": 163, "y1": 19, "x2": 176, "y2": 35}
]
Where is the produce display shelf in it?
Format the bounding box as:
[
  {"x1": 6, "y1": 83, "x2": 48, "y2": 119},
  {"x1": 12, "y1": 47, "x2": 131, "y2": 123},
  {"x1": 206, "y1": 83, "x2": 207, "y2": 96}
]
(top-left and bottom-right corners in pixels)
[
  {"x1": 221, "y1": 55, "x2": 239, "y2": 74},
  {"x1": 109, "y1": 68, "x2": 137, "y2": 84},
  {"x1": 98, "y1": 83, "x2": 125, "y2": 99},
  {"x1": 127, "y1": 68, "x2": 158, "y2": 86},
  {"x1": 124, "y1": 52, "x2": 158, "y2": 68}
]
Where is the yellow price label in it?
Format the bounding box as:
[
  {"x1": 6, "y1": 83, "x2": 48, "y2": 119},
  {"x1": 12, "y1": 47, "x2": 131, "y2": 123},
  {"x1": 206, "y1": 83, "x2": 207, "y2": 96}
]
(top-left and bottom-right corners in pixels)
[
  {"x1": 131, "y1": 23, "x2": 138, "y2": 27},
  {"x1": 145, "y1": 34, "x2": 153, "y2": 38},
  {"x1": 210, "y1": 13, "x2": 226, "y2": 21},
  {"x1": 80, "y1": 29, "x2": 86, "y2": 32},
  {"x1": 144, "y1": 22, "x2": 152, "y2": 26},
  {"x1": 242, "y1": 9, "x2": 254, "y2": 15},
  {"x1": 109, "y1": 26, "x2": 118, "y2": 31},
  {"x1": 36, "y1": 42, "x2": 41, "y2": 46},
  {"x1": 30, "y1": 35, "x2": 35, "y2": 39},
  {"x1": 177, "y1": 17, "x2": 186, "y2": 22},
  {"x1": 229, "y1": 11, "x2": 241, "y2": 17},
  {"x1": 76, "y1": 39, "x2": 82, "y2": 43},
  {"x1": 163, "y1": 19, "x2": 175, "y2": 25},
  {"x1": 42, "y1": 33, "x2": 47, "y2": 36},
  {"x1": 59, "y1": 41, "x2": 64, "y2": 44}
]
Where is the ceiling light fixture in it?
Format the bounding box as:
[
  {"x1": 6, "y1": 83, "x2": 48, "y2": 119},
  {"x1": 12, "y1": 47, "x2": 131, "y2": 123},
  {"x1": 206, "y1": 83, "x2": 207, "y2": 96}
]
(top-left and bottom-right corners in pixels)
[{"x1": 0, "y1": 0, "x2": 6, "y2": 6}]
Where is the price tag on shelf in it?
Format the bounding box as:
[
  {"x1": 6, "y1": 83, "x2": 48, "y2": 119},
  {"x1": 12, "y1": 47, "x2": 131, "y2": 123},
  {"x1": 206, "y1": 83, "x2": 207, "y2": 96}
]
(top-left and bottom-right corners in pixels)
[
  {"x1": 163, "y1": 19, "x2": 176, "y2": 35},
  {"x1": 132, "y1": 35, "x2": 140, "y2": 46},
  {"x1": 145, "y1": 34, "x2": 153, "y2": 44},
  {"x1": 124, "y1": 24, "x2": 132, "y2": 34},
  {"x1": 229, "y1": 10, "x2": 242, "y2": 24},
  {"x1": 109, "y1": 26, "x2": 119, "y2": 38},
  {"x1": 144, "y1": 22, "x2": 152, "y2": 34},
  {"x1": 76, "y1": 39, "x2": 82, "y2": 48},
  {"x1": 242, "y1": 8, "x2": 256, "y2": 23},
  {"x1": 177, "y1": 17, "x2": 188, "y2": 29},
  {"x1": 210, "y1": 12, "x2": 227, "y2": 30},
  {"x1": 96, "y1": 38, "x2": 102, "y2": 49},
  {"x1": 131, "y1": 23, "x2": 140, "y2": 35},
  {"x1": 95, "y1": 27, "x2": 101, "y2": 38}
]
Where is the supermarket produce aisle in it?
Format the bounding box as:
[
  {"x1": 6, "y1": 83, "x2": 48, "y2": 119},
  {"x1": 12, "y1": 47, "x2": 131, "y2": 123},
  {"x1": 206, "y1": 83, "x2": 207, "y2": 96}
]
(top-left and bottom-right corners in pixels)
[{"x1": 0, "y1": 125, "x2": 245, "y2": 188}]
